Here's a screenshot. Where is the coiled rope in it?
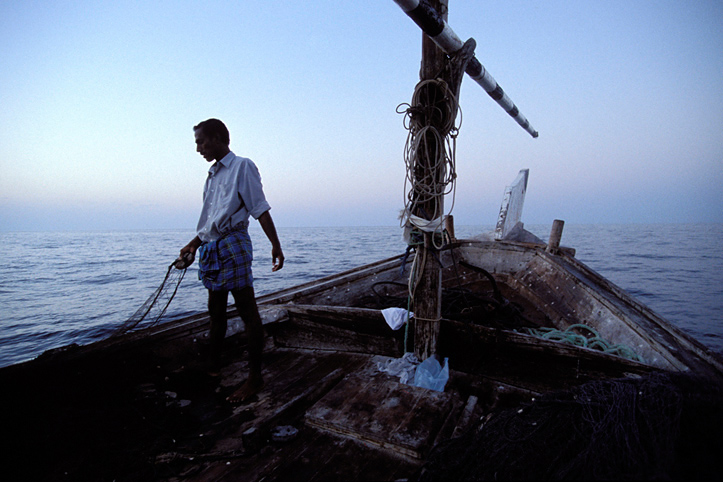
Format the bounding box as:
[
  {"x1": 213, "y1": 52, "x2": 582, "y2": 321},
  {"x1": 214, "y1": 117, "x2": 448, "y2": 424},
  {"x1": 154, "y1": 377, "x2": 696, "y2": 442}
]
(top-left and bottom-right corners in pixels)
[
  {"x1": 525, "y1": 323, "x2": 643, "y2": 362},
  {"x1": 397, "y1": 78, "x2": 461, "y2": 251},
  {"x1": 396, "y1": 78, "x2": 462, "y2": 337}
]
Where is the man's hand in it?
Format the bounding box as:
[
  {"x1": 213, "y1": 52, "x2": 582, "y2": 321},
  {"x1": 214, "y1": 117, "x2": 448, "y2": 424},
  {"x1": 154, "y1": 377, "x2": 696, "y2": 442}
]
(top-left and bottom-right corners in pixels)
[
  {"x1": 271, "y1": 245, "x2": 284, "y2": 272},
  {"x1": 174, "y1": 252, "x2": 195, "y2": 270},
  {"x1": 176, "y1": 236, "x2": 202, "y2": 269},
  {"x1": 258, "y1": 211, "x2": 284, "y2": 272}
]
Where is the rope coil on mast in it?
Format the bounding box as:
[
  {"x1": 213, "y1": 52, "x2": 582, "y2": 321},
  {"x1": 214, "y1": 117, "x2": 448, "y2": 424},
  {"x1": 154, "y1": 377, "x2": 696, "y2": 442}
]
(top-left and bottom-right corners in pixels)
[
  {"x1": 398, "y1": 78, "x2": 460, "y2": 251},
  {"x1": 398, "y1": 78, "x2": 461, "y2": 336}
]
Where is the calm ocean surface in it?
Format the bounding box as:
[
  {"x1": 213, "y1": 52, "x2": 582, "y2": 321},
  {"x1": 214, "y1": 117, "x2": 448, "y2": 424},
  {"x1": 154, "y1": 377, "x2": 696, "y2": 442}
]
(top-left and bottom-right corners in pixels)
[{"x1": 1, "y1": 224, "x2": 721, "y2": 368}]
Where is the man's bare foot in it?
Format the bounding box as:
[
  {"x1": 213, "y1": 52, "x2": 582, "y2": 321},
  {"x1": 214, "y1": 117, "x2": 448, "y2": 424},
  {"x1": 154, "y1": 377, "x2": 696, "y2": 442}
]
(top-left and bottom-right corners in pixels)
[{"x1": 226, "y1": 378, "x2": 264, "y2": 404}]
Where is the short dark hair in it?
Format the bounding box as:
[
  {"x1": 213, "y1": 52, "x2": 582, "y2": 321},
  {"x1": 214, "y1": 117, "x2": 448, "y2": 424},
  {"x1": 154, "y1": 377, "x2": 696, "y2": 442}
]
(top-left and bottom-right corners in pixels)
[{"x1": 194, "y1": 118, "x2": 230, "y2": 145}]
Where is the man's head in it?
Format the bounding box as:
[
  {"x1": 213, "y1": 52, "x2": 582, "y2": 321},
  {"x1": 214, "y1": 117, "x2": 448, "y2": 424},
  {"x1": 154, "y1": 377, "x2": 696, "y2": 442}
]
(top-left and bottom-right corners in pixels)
[{"x1": 194, "y1": 118, "x2": 230, "y2": 162}]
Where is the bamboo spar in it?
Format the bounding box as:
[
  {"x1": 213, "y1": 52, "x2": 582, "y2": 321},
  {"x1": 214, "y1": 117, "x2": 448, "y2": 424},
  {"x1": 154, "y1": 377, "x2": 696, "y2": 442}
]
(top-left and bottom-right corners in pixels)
[{"x1": 393, "y1": 0, "x2": 539, "y2": 138}]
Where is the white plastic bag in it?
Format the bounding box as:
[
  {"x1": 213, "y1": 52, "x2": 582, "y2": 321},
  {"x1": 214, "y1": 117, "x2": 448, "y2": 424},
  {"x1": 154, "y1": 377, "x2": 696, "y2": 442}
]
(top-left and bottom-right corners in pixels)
[
  {"x1": 377, "y1": 352, "x2": 419, "y2": 384},
  {"x1": 413, "y1": 355, "x2": 449, "y2": 392}
]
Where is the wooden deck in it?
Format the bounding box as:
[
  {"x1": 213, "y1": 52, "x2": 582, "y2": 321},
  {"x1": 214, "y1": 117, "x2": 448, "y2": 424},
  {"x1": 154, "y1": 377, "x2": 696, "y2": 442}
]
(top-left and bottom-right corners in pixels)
[
  {"x1": 0, "y1": 330, "x2": 476, "y2": 481},
  {"x1": 179, "y1": 351, "x2": 468, "y2": 481}
]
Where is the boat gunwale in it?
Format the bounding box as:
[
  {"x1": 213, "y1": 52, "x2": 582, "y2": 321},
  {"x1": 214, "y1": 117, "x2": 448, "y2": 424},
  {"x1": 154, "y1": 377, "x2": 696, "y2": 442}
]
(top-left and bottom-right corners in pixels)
[{"x1": 6, "y1": 237, "x2": 721, "y2": 382}]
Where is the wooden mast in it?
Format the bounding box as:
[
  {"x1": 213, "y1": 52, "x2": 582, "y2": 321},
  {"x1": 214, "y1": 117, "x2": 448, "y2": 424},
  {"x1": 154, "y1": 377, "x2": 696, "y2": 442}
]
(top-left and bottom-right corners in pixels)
[
  {"x1": 395, "y1": 0, "x2": 536, "y2": 359},
  {"x1": 413, "y1": 0, "x2": 448, "y2": 360}
]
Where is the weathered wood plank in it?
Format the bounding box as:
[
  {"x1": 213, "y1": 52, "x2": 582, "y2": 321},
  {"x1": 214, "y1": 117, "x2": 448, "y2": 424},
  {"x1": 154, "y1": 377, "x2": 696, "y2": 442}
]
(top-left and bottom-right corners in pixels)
[
  {"x1": 510, "y1": 254, "x2": 686, "y2": 371},
  {"x1": 184, "y1": 351, "x2": 368, "y2": 481},
  {"x1": 257, "y1": 255, "x2": 411, "y2": 308},
  {"x1": 221, "y1": 427, "x2": 421, "y2": 482},
  {"x1": 439, "y1": 318, "x2": 655, "y2": 394},
  {"x1": 270, "y1": 305, "x2": 405, "y2": 356},
  {"x1": 306, "y1": 357, "x2": 457, "y2": 459}
]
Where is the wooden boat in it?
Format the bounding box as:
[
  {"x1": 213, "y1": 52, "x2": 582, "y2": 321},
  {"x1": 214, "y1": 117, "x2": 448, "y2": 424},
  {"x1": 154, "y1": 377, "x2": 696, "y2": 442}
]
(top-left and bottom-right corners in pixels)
[
  {"x1": 4, "y1": 2, "x2": 722, "y2": 479},
  {"x1": 2, "y1": 168, "x2": 722, "y2": 481}
]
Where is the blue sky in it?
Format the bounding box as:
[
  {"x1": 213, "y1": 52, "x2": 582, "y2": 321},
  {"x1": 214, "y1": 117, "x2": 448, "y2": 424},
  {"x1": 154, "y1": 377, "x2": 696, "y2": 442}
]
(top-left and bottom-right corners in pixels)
[{"x1": 1, "y1": 0, "x2": 722, "y2": 231}]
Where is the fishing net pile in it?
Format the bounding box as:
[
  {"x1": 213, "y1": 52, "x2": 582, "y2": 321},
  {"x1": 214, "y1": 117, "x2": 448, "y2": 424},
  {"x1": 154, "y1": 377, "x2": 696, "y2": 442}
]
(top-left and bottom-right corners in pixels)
[
  {"x1": 420, "y1": 371, "x2": 723, "y2": 480},
  {"x1": 111, "y1": 262, "x2": 188, "y2": 337}
]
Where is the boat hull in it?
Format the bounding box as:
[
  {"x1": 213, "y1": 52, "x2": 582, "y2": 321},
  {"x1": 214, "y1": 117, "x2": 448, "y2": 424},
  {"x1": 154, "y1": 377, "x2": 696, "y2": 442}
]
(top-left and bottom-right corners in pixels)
[{"x1": 1, "y1": 238, "x2": 721, "y2": 480}]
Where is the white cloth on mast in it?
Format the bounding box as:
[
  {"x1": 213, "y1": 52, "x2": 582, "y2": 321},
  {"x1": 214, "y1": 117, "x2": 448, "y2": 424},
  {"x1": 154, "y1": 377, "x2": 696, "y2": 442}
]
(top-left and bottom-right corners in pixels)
[
  {"x1": 382, "y1": 307, "x2": 414, "y2": 330},
  {"x1": 402, "y1": 212, "x2": 446, "y2": 244}
]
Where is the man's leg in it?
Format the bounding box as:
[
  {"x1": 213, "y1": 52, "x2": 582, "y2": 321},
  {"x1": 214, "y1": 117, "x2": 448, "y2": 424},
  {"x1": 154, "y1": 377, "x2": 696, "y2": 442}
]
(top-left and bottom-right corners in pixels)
[
  {"x1": 207, "y1": 289, "x2": 229, "y2": 361},
  {"x1": 226, "y1": 285, "x2": 264, "y2": 402}
]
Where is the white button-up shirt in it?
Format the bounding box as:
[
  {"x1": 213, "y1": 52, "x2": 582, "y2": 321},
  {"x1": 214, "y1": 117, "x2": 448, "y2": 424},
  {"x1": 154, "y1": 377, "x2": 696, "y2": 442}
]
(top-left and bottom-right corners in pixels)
[{"x1": 196, "y1": 151, "x2": 271, "y2": 243}]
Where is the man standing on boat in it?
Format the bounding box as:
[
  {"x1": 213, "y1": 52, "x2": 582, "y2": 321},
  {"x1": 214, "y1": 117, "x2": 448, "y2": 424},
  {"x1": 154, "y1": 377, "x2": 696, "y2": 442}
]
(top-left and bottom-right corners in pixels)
[{"x1": 178, "y1": 118, "x2": 284, "y2": 403}]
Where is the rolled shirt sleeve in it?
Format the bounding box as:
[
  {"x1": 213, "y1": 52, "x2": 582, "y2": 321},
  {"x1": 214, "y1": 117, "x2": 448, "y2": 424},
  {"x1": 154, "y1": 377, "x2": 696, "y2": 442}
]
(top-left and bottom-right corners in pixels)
[{"x1": 235, "y1": 157, "x2": 271, "y2": 221}]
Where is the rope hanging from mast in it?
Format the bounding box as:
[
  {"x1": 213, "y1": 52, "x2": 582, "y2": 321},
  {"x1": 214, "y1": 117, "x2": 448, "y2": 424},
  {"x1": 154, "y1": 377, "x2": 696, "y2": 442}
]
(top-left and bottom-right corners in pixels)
[
  {"x1": 397, "y1": 76, "x2": 461, "y2": 341},
  {"x1": 398, "y1": 78, "x2": 460, "y2": 250},
  {"x1": 393, "y1": 0, "x2": 539, "y2": 138}
]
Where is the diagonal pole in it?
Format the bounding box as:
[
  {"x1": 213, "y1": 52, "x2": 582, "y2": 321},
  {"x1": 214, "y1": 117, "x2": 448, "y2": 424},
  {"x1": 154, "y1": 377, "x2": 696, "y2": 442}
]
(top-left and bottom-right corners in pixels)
[{"x1": 393, "y1": 0, "x2": 539, "y2": 138}]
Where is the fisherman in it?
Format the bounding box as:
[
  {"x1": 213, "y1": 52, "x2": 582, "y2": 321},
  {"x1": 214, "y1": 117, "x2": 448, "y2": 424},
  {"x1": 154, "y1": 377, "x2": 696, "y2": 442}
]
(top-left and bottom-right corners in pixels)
[{"x1": 178, "y1": 118, "x2": 284, "y2": 403}]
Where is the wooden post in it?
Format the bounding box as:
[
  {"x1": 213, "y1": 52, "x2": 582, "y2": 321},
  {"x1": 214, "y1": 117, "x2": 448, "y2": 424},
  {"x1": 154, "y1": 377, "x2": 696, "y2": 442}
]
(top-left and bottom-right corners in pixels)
[
  {"x1": 546, "y1": 219, "x2": 565, "y2": 254},
  {"x1": 444, "y1": 214, "x2": 455, "y2": 241},
  {"x1": 413, "y1": 0, "x2": 448, "y2": 361}
]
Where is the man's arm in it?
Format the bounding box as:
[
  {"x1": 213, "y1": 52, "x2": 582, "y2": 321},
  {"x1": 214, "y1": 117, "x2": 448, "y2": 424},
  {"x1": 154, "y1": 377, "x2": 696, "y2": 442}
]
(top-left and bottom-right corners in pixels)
[{"x1": 257, "y1": 211, "x2": 284, "y2": 271}]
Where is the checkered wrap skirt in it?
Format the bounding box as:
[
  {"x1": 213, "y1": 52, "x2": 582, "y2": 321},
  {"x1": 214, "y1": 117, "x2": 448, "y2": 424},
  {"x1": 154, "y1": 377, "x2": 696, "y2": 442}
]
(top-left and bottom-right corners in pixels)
[{"x1": 197, "y1": 225, "x2": 254, "y2": 291}]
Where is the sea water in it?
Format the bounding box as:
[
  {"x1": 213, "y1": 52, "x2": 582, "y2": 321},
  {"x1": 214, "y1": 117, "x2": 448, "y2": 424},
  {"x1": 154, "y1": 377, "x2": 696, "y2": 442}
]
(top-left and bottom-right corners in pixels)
[{"x1": 0, "y1": 224, "x2": 721, "y2": 368}]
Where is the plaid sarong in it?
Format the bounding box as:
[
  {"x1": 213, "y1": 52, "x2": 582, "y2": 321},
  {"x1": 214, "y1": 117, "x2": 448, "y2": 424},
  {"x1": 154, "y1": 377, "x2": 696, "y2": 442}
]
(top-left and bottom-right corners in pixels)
[{"x1": 197, "y1": 225, "x2": 253, "y2": 291}]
